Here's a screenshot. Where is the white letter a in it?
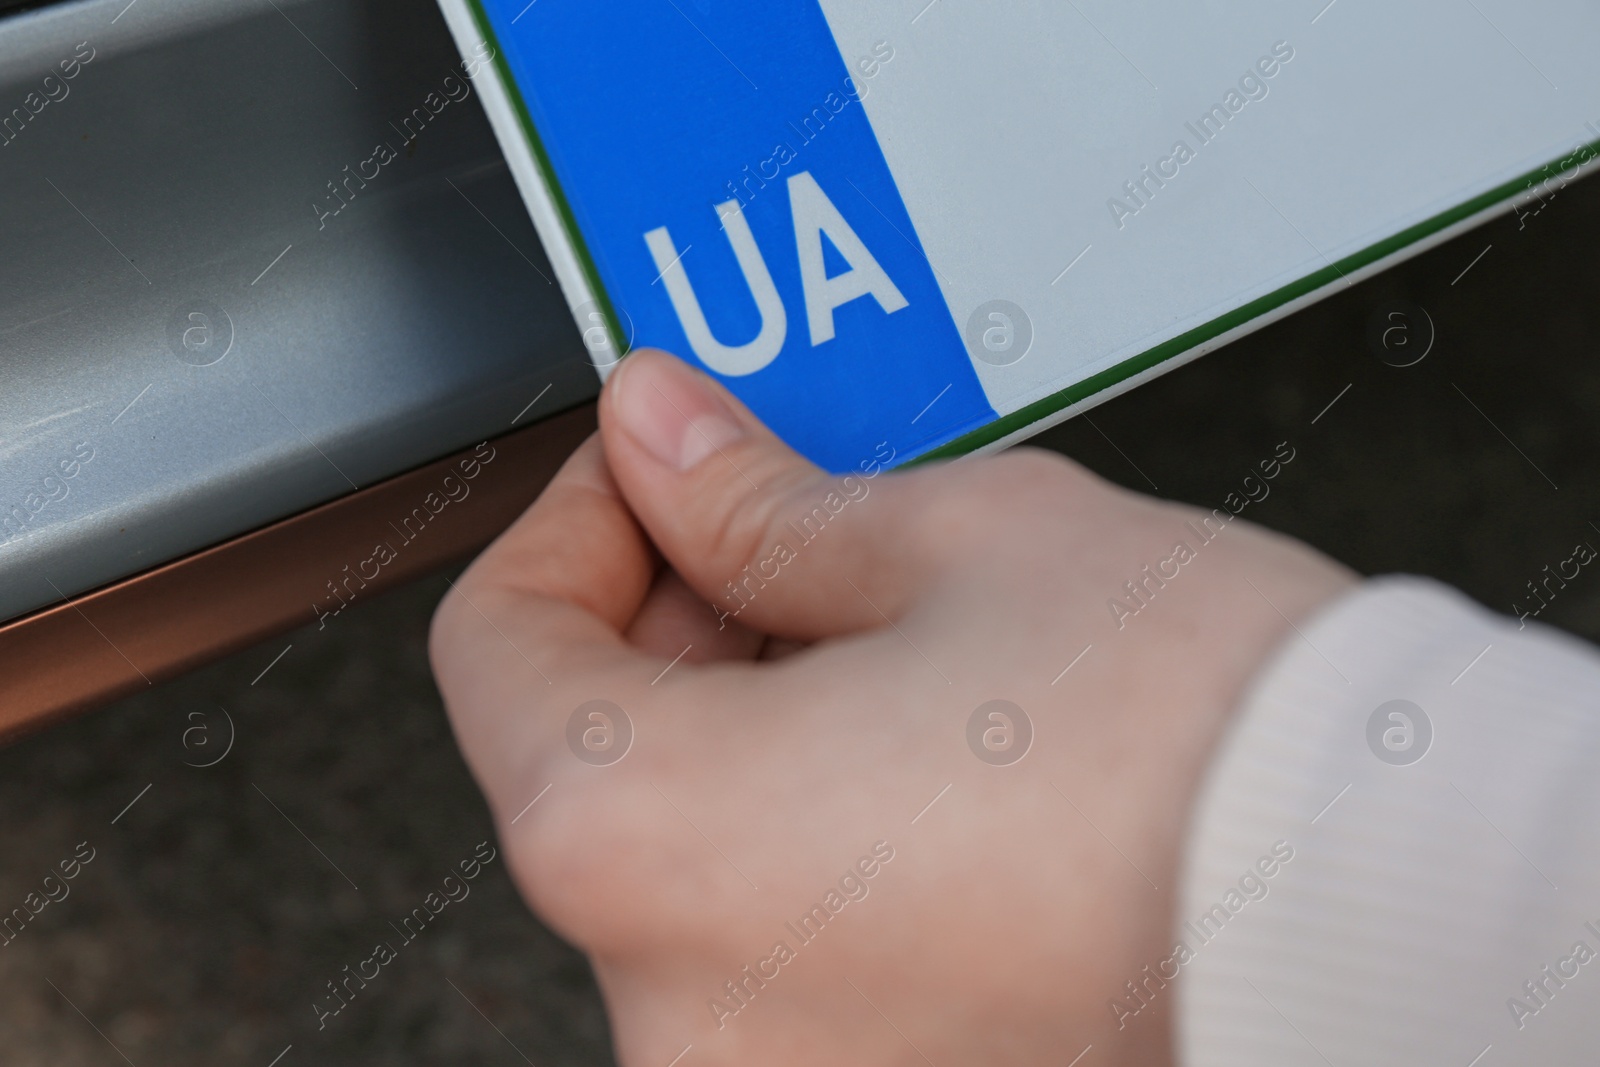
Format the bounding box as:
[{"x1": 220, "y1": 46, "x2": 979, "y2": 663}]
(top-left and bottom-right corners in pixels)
[{"x1": 788, "y1": 171, "x2": 907, "y2": 346}]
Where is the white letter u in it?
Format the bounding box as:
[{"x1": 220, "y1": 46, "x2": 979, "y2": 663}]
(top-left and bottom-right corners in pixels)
[{"x1": 644, "y1": 200, "x2": 787, "y2": 376}]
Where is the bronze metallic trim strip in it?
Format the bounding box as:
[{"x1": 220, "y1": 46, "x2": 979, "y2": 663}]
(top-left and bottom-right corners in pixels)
[{"x1": 0, "y1": 404, "x2": 596, "y2": 745}]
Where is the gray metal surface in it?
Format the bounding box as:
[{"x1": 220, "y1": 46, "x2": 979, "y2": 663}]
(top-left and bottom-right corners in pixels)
[{"x1": 0, "y1": 0, "x2": 596, "y2": 624}]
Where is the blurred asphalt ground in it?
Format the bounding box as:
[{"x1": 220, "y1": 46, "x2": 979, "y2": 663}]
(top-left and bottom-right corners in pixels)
[{"x1": 5, "y1": 170, "x2": 1600, "y2": 1064}]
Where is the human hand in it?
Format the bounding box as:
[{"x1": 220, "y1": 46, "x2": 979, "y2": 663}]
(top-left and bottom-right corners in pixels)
[{"x1": 429, "y1": 349, "x2": 1355, "y2": 1065}]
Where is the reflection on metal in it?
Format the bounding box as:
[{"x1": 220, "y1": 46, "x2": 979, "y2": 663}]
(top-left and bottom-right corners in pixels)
[
  {"x1": 0, "y1": 404, "x2": 596, "y2": 746},
  {"x1": 0, "y1": 0, "x2": 596, "y2": 625}
]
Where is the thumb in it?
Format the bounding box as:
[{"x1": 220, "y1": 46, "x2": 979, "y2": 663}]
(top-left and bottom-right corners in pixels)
[{"x1": 599, "y1": 349, "x2": 935, "y2": 641}]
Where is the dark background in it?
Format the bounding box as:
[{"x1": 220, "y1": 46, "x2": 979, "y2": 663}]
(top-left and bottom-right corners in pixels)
[{"x1": 3, "y1": 169, "x2": 1598, "y2": 1062}]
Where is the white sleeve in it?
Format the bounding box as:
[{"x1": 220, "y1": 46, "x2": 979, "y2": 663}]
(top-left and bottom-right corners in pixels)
[{"x1": 1176, "y1": 576, "x2": 1600, "y2": 1067}]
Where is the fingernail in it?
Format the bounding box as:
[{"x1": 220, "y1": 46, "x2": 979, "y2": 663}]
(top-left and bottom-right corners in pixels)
[{"x1": 612, "y1": 352, "x2": 744, "y2": 470}]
